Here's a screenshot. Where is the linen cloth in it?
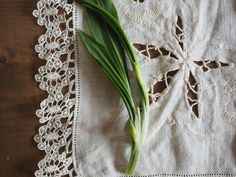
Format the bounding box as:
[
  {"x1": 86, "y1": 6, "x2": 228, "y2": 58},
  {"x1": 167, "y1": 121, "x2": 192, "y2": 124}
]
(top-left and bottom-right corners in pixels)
[
  {"x1": 33, "y1": 0, "x2": 236, "y2": 176},
  {"x1": 74, "y1": 0, "x2": 236, "y2": 176}
]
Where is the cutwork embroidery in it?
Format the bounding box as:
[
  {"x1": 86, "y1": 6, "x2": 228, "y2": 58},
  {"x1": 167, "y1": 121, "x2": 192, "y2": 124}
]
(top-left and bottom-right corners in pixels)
[{"x1": 133, "y1": 15, "x2": 233, "y2": 119}]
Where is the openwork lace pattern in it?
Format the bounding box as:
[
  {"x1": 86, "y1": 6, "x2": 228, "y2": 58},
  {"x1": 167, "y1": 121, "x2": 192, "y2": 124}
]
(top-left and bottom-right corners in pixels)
[
  {"x1": 134, "y1": 15, "x2": 233, "y2": 120},
  {"x1": 33, "y1": 0, "x2": 77, "y2": 176}
]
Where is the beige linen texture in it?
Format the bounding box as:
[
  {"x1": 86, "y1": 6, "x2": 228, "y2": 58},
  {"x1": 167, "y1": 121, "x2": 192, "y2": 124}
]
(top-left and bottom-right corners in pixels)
[{"x1": 73, "y1": 0, "x2": 236, "y2": 176}]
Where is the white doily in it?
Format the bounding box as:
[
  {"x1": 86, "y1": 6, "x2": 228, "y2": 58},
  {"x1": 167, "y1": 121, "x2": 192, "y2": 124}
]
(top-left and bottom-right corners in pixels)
[{"x1": 33, "y1": 0, "x2": 236, "y2": 176}]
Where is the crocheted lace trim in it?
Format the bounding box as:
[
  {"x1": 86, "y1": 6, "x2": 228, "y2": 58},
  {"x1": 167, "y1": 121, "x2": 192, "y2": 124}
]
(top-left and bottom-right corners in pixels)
[{"x1": 33, "y1": 0, "x2": 77, "y2": 176}]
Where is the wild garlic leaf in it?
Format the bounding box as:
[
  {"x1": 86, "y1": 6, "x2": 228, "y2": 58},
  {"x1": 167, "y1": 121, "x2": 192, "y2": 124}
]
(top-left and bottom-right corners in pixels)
[
  {"x1": 95, "y1": 0, "x2": 119, "y2": 20},
  {"x1": 78, "y1": 0, "x2": 150, "y2": 175},
  {"x1": 78, "y1": 29, "x2": 136, "y2": 120},
  {"x1": 87, "y1": 10, "x2": 127, "y2": 81}
]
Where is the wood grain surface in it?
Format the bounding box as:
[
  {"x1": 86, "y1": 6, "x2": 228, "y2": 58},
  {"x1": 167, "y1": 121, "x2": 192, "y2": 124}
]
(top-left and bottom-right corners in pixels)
[{"x1": 0, "y1": 0, "x2": 45, "y2": 176}]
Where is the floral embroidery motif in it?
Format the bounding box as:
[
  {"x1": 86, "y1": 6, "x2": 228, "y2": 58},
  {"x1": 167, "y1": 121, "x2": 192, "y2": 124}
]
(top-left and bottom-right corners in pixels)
[
  {"x1": 114, "y1": 0, "x2": 164, "y2": 25},
  {"x1": 134, "y1": 15, "x2": 232, "y2": 119}
]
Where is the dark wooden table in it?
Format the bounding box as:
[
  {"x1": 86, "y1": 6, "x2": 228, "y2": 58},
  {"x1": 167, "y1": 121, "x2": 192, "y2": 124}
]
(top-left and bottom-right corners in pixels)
[{"x1": 0, "y1": 0, "x2": 45, "y2": 176}]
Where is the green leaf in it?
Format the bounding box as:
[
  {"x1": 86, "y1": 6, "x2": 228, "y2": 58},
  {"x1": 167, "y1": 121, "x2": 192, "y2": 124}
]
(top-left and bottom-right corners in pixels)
[
  {"x1": 80, "y1": 0, "x2": 136, "y2": 62},
  {"x1": 77, "y1": 0, "x2": 150, "y2": 174},
  {"x1": 80, "y1": 0, "x2": 149, "y2": 108},
  {"x1": 77, "y1": 29, "x2": 136, "y2": 121},
  {"x1": 95, "y1": 0, "x2": 119, "y2": 20},
  {"x1": 87, "y1": 10, "x2": 127, "y2": 82}
]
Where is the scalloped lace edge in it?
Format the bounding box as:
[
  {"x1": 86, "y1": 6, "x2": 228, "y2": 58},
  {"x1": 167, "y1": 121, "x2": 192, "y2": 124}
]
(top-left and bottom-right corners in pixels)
[{"x1": 33, "y1": 0, "x2": 78, "y2": 176}]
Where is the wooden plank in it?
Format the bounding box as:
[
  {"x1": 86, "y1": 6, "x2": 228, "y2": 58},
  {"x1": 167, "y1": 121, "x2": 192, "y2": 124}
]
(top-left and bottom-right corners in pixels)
[{"x1": 0, "y1": 0, "x2": 45, "y2": 176}]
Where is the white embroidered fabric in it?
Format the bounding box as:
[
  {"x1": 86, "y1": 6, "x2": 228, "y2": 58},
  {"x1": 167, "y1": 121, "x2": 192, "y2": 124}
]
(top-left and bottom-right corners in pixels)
[{"x1": 33, "y1": 0, "x2": 236, "y2": 176}]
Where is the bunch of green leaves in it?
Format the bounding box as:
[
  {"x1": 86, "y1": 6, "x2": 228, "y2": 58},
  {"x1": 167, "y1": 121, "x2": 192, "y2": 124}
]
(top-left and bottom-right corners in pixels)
[{"x1": 77, "y1": 0, "x2": 149, "y2": 175}]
